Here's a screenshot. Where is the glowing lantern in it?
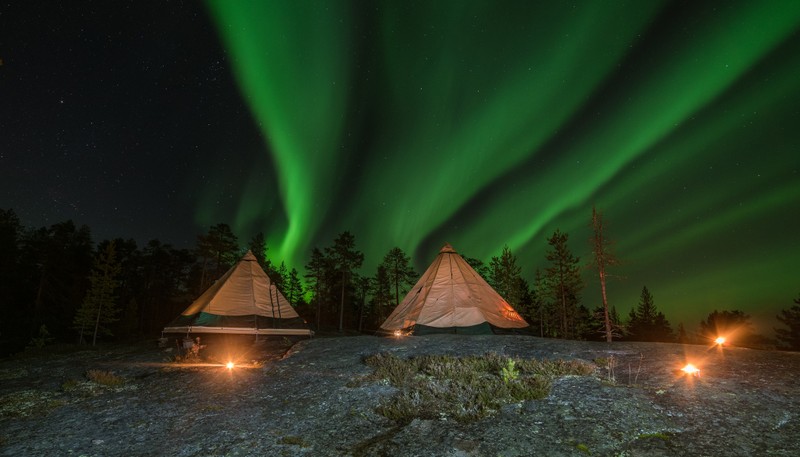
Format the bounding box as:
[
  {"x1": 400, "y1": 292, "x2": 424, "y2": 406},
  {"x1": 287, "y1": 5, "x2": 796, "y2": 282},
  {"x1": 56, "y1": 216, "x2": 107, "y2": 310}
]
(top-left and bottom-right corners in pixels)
[
  {"x1": 681, "y1": 364, "x2": 700, "y2": 376},
  {"x1": 715, "y1": 336, "x2": 726, "y2": 346},
  {"x1": 226, "y1": 361, "x2": 235, "y2": 370},
  {"x1": 393, "y1": 330, "x2": 404, "y2": 338}
]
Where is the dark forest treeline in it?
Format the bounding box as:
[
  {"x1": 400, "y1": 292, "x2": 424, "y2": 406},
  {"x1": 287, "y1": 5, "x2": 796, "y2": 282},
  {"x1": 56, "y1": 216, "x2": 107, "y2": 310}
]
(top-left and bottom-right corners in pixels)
[
  {"x1": 1, "y1": 209, "x2": 198, "y2": 355},
  {"x1": 1, "y1": 208, "x2": 797, "y2": 355}
]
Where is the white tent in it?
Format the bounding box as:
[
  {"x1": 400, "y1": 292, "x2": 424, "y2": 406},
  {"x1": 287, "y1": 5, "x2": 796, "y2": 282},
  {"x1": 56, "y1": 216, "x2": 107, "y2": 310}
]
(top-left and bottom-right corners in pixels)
[
  {"x1": 380, "y1": 243, "x2": 529, "y2": 334},
  {"x1": 163, "y1": 251, "x2": 313, "y2": 336}
]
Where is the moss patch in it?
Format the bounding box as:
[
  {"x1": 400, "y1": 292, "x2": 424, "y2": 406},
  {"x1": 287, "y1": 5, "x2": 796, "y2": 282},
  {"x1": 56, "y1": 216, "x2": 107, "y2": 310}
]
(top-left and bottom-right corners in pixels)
[
  {"x1": 278, "y1": 435, "x2": 309, "y2": 447},
  {"x1": 637, "y1": 432, "x2": 671, "y2": 441}
]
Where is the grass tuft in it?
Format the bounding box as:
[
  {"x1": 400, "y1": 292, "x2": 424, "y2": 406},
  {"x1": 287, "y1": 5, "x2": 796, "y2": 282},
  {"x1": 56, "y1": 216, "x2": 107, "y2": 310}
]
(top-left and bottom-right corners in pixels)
[
  {"x1": 86, "y1": 369, "x2": 124, "y2": 387},
  {"x1": 61, "y1": 378, "x2": 81, "y2": 391},
  {"x1": 354, "y1": 352, "x2": 594, "y2": 424}
]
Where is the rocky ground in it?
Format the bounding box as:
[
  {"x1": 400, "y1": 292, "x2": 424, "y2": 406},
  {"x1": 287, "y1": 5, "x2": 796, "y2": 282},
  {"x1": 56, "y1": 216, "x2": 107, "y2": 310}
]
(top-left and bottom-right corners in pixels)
[{"x1": 1, "y1": 334, "x2": 799, "y2": 456}]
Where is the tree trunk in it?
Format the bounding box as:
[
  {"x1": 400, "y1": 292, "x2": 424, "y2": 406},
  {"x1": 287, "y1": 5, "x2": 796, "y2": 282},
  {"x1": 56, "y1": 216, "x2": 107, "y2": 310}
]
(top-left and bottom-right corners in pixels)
[
  {"x1": 357, "y1": 307, "x2": 363, "y2": 333},
  {"x1": 592, "y1": 206, "x2": 616, "y2": 343},
  {"x1": 78, "y1": 322, "x2": 86, "y2": 345},
  {"x1": 32, "y1": 271, "x2": 46, "y2": 336},
  {"x1": 599, "y1": 269, "x2": 612, "y2": 342},
  {"x1": 394, "y1": 258, "x2": 400, "y2": 306},
  {"x1": 539, "y1": 305, "x2": 544, "y2": 338},
  {"x1": 315, "y1": 285, "x2": 321, "y2": 331},
  {"x1": 92, "y1": 301, "x2": 102, "y2": 346},
  {"x1": 338, "y1": 271, "x2": 345, "y2": 333}
]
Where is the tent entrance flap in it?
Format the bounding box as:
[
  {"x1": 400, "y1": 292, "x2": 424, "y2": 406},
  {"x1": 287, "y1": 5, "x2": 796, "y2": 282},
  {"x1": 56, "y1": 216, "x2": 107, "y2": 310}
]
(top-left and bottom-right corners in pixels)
[{"x1": 413, "y1": 323, "x2": 493, "y2": 335}]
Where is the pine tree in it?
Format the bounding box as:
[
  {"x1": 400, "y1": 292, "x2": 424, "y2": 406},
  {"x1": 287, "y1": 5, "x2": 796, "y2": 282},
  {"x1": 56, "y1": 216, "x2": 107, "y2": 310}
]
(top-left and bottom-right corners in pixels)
[
  {"x1": 463, "y1": 255, "x2": 490, "y2": 280},
  {"x1": 139, "y1": 240, "x2": 194, "y2": 334},
  {"x1": 543, "y1": 230, "x2": 583, "y2": 339},
  {"x1": 512, "y1": 275, "x2": 534, "y2": 321},
  {"x1": 26, "y1": 221, "x2": 93, "y2": 342},
  {"x1": 775, "y1": 294, "x2": 800, "y2": 350},
  {"x1": 489, "y1": 245, "x2": 528, "y2": 309},
  {"x1": 530, "y1": 269, "x2": 550, "y2": 337},
  {"x1": 354, "y1": 274, "x2": 372, "y2": 332},
  {"x1": 248, "y1": 232, "x2": 273, "y2": 272},
  {"x1": 370, "y1": 264, "x2": 393, "y2": 327},
  {"x1": 379, "y1": 247, "x2": 417, "y2": 307},
  {"x1": 574, "y1": 305, "x2": 593, "y2": 340},
  {"x1": 106, "y1": 238, "x2": 139, "y2": 337},
  {"x1": 73, "y1": 241, "x2": 121, "y2": 346},
  {"x1": 631, "y1": 286, "x2": 657, "y2": 329},
  {"x1": 284, "y1": 268, "x2": 305, "y2": 307},
  {"x1": 275, "y1": 261, "x2": 288, "y2": 292},
  {"x1": 610, "y1": 305, "x2": 624, "y2": 339},
  {"x1": 585, "y1": 304, "x2": 624, "y2": 341},
  {"x1": 652, "y1": 312, "x2": 675, "y2": 342},
  {"x1": 305, "y1": 247, "x2": 329, "y2": 331},
  {"x1": 325, "y1": 231, "x2": 364, "y2": 332},
  {"x1": 195, "y1": 223, "x2": 239, "y2": 291},
  {"x1": 1, "y1": 209, "x2": 26, "y2": 347},
  {"x1": 626, "y1": 286, "x2": 674, "y2": 342}
]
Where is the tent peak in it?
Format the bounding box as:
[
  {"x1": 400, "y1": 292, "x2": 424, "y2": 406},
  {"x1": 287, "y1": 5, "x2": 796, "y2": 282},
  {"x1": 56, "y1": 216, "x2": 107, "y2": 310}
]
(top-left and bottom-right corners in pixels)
[
  {"x1": 241, "y1": 250, "x2": 256, "y2": 261},
  {"x1": 439, "y1": 243, "x2": 457, "y2": 254}
]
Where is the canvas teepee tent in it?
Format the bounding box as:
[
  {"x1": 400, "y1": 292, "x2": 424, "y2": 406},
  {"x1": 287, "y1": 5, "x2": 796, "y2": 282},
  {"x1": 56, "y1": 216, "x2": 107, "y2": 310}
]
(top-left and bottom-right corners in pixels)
[
  {"x1": 163, "y1": 251, "x2": 313, "y2": 336},
  {"x1": 380, "y1": 243, "x2": 529, "y2": 335}
]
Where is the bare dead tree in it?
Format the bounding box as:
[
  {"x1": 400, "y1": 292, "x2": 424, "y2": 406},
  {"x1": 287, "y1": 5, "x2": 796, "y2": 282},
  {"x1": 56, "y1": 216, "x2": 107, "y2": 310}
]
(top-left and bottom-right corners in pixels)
[{"x1": 590, "y1": 206, "x2": 620, "y2": 342}]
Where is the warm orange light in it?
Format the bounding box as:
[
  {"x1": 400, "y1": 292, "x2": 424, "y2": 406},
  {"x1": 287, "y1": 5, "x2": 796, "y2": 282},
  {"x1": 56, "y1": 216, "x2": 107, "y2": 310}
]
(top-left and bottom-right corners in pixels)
[
  {"x1": 681, "y1": 363, "x2": 700, "y2": 376},
  {"x1": 226, "y1": 361, "x2": 235, "y2": 370},
  {"x1": 715, "y1": 336, "x2": 726, "y2": 345},
  {"x1": 393, "y1": 330, "x2": 404, "y2": 338}
]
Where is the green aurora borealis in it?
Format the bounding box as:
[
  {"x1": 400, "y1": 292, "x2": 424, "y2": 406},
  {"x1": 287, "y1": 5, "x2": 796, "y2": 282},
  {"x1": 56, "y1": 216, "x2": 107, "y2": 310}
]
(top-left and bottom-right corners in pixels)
[{"x1": 201, "y1": 1, "x2": 800, "y2": 330}]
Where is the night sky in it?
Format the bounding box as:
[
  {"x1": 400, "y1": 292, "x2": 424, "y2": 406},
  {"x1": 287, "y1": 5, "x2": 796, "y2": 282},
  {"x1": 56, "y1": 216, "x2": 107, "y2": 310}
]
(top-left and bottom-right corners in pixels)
[{"x1": 2, "y1": 1, "x2": 798, "y2": 333}]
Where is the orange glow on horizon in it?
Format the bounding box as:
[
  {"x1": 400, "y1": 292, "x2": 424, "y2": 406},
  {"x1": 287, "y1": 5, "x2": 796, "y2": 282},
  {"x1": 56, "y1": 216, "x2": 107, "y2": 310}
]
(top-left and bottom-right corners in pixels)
[{"x1": 715, "y1": 336, "x2": 726, "y2": 345}]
